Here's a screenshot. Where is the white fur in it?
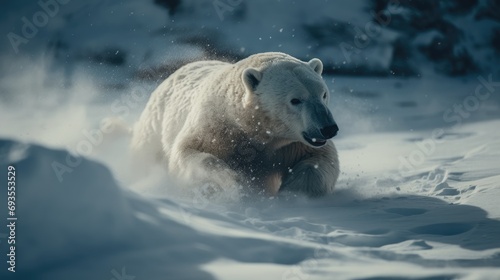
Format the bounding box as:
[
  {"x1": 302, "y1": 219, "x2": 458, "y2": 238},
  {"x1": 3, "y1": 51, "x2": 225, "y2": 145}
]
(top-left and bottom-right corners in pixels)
[{"x1": 131, "y1": 52, "x2": 339, "y2": 197}]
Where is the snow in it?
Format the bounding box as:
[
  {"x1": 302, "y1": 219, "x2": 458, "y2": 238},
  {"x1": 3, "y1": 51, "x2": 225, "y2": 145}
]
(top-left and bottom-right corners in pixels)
[
  {"x1": 1, "y1": 70, "x2": 500, "y2": 279},
  {"x1": 1, "y1": 0, "x2": 500, "y2": 279}
]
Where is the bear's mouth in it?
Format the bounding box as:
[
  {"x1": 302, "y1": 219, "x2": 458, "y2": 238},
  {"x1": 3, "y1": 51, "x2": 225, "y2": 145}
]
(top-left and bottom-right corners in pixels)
[{"x1": 302, "y1": 132, "x2": 327, "y2": 147}]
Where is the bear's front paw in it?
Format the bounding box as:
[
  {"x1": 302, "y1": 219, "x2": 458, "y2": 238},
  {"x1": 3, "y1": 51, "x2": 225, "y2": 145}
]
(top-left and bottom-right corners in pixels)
[{"x1": 279, "y1": 164, "x2": 330, "y2": 197}]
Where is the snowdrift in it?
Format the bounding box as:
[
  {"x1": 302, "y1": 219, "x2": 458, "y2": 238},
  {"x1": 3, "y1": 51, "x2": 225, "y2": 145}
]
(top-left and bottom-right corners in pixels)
[{"x1": 1, "y1": 117, "x2": 500, "y2": 279}]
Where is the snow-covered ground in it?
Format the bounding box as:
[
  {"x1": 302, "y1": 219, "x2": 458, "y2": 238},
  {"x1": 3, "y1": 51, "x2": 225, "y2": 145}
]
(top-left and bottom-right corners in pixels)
[
  {"x1": 1, "y1": 0, "x2": 500, "y2": 279},
  {"x1": 1, "y1": 64, "x2": 500, "y2": 279}
]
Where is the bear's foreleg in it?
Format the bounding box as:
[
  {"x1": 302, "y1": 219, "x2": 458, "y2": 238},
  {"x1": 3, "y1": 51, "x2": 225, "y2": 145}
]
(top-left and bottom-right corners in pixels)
[
  {"x1": 279, "y1": 142, "x2": 339, "y2": 197},
  {"x1": 170, "y1": 147, "x2": 243, "y2": 190}
]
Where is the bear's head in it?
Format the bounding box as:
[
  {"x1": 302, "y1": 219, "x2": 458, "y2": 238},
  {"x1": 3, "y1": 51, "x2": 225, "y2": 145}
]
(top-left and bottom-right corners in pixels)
[{"x1": 242, "y1": 56, "x2": 338, "y2": 148}]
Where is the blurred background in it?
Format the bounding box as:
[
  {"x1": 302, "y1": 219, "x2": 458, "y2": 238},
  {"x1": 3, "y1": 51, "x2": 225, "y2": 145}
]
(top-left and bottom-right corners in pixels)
[{"x1": 1, "y1": 0, "x2": 499, "y2": 143}]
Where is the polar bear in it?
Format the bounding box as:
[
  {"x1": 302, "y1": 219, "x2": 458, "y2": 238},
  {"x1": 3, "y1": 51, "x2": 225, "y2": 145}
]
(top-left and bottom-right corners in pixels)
[{"x1": 131, "y1": 52, "x2": 339, "y2": 197}]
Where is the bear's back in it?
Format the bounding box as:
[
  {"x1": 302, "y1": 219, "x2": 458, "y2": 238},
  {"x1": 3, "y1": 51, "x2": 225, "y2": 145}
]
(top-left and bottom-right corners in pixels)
[{"x1": 162, "y1": 59, "x2": 232, "y2": 112}]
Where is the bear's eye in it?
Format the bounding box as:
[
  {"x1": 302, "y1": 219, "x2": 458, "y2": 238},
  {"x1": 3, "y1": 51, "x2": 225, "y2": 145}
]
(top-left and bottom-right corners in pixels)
[
  {"x1": 323, "y1": 92, "x2": 327, "y2": 99},
  {"x1": 290, "y1": 98, "x2": 302, "y2": 105}
]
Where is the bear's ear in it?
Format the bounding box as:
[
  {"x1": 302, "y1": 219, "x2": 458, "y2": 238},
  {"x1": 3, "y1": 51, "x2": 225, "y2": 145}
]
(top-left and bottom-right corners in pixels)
[
  {"x1": 307, "y1": 58, "x2": 323, "y2": 75},
  {"x1": 242, "y1": 68, "x2": 262, "y2": 92}
]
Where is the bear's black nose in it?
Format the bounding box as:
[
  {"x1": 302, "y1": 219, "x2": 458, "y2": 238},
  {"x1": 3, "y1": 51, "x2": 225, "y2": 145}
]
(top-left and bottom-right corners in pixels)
[{"x1": 320, "y1": 124, "x2": 339, "y2": 139}]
